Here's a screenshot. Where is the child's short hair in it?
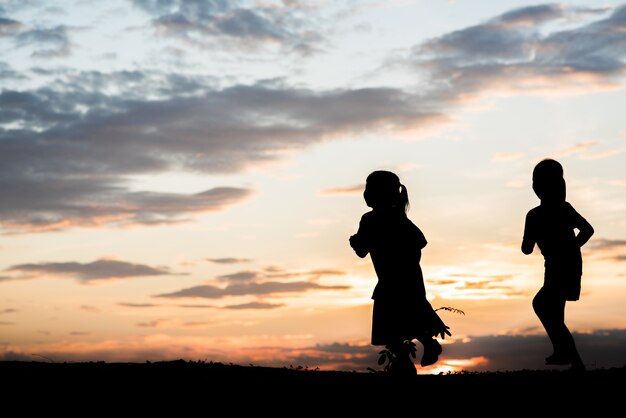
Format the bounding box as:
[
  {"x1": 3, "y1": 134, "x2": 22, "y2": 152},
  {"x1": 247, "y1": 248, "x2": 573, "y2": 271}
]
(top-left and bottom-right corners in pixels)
[
  {"x1": 533, "y1": 158, "x2": 563, "y2": 181},
  {"x1": 532, "y1": 159, "x2": 565, "y2": 202}
]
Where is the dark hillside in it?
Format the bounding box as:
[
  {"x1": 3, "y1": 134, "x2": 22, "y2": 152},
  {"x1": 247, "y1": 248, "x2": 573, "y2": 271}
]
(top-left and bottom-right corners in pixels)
[{"x1": 2, "y1": 360, "x2": 622, "y2": 413}]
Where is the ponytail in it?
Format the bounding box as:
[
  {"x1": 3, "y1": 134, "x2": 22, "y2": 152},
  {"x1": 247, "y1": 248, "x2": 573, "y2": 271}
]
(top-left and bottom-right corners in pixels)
[{"x1": 399, "y1": 184, "x2": 410, "y2": 213}]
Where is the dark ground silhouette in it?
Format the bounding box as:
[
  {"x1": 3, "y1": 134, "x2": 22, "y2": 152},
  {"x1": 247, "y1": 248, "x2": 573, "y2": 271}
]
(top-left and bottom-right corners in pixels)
[{"x1": 2, "y1": 360, "x2": 623, "y2": 412}]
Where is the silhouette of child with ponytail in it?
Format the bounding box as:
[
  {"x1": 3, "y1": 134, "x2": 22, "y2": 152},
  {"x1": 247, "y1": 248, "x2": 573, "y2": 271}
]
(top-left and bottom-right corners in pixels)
[
  {"x1": 349, "y1": 170, "x2": 450, "y2": 374},
  {"x1": 522, "y1": 159, "x2": 593, "y2": 372}
]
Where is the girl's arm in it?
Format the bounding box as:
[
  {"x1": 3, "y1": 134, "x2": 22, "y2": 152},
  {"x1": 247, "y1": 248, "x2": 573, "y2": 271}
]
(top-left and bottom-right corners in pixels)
[
  {"x1": 521, "y1": 212, "x2": 535, "y2": 255},
  {"x1": 349, "y1": 234, "x2": 369, "y2": 258},
  {"x1": 349, "y1": 215, "x2": 370, "y2": 258},
  {"x1": 521, "y1": 239, "x2": 534, "y2": 255}
]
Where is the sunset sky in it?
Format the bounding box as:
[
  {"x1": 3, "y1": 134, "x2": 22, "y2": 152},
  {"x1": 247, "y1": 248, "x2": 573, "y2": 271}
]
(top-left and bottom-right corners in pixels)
[{"x1": 1, "y1": 0, "x2": 625, "y2": 374}]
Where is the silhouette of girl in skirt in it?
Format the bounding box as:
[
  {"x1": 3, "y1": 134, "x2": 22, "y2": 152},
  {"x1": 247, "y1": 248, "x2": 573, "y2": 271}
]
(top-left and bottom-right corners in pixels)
[{"x1": 350, "y1": 170, "x2": 450, "y2": 373}]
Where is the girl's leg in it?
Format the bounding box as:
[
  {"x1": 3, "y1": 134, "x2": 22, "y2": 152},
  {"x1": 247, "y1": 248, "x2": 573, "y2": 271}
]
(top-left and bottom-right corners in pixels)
[{"x1": 388, "y1": 340, "x2": 416, "y2": 375}]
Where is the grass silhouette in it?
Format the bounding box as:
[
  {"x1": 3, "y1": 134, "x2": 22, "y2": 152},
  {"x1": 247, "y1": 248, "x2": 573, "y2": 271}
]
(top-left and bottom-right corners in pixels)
[{"x1": 2, "y1": 359, "x2": 623, "y2": 413}]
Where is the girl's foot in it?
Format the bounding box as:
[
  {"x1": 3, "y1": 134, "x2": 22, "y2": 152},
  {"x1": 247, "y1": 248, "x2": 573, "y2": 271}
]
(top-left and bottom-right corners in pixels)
[{"x1": 420, "y1": 339, "x2": 442, "y2": 367}]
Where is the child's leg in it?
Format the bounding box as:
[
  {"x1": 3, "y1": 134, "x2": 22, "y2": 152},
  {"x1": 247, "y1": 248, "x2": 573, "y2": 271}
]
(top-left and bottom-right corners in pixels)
[
  {"x1": 563, "y1": 302, "x2": 586, "y2": 371},
  {"x1": 562, "y1": 328, "x2": 585, "y2": 371},
  {"x1": 533, "y1": 287, "x2": 566, "y2": 358},
  {"x1": 533, "y1": 288, "x2": 583, "y2": 368}
]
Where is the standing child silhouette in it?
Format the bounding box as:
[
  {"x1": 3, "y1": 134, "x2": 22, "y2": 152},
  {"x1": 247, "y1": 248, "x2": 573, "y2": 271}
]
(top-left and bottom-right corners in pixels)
[
  {"x1": 522, "y1": 159, "x2": 593, "y2": 372},
  {"x1": 349, "y1": 170, "x2": 450, "y2": 374}
]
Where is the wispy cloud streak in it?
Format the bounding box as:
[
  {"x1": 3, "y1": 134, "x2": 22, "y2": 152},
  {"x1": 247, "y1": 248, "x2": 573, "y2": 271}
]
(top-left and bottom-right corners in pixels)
[{"x1": 4, "y1": 259, "x2": 176, "y2": 283}]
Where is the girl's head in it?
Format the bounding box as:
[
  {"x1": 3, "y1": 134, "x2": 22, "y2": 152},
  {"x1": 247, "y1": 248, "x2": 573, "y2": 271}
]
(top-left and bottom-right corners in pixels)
[
  {"x1": 363, "y1": 170, "x2": 409, "y2": 212},
  {"x1": 532, "y1": 158, "x2": 566, "y2": 203}
]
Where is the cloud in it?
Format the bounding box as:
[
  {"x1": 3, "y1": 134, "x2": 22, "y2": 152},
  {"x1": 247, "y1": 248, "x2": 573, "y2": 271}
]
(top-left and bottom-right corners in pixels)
[
  {"x1": 155, "y1": 266, "x2": 348, "y2": 300},
  {"x1": 127, "y1": 264, "x2": 348, "y2": 306},
  {"x1": 429, "y1": 273, "x2": 527, "y2": 300},
  {"x1": 4, "y1": 259, "x2": 175, "y2": 283},
  {"x1": 117, "y1": 300, "x2": 283, "y2": 310},
  {"x1": 0, "y1": 175, "x2": 253, "y2": 233},
  {"x1": 0, "y1": 351, "x2": 36, "y2": 361},
  {"x1": 0, "y1": 321, "x2": 15, "y2": 325},
  {"x1": 551, "y1": 140, "x2": 599, "y2": 158},
  {"x1": 118, "y1": 302, "x2": 231, "y2": 309},
  {"x1": 3, "y1": 4, "x2": 626, "y2": 237},
  {"x1": 181, "y1": 321, "x2": 213, "y2": 327},
  {"x1": 0, "y1": 16, "x2": 22, "y2": 35},
  {"x1": 409, "y1": 4, "x2": 626, "y2": 98},
  {"x1": 213, "y1": 267, "x2": 347, "y2": 284},
  {"x1": 69, "y1": 331, "x2": 91, "y2": 336},
  {"x1": 269, "y1": 329, "x2": 626, "y2": 372},
  {"x1": 579, "y1": 146, "x2": 626, "y2": 160},
  {"x1": 15, "y1": 25, "x2": 73, "y2": 57},
  {"x1": 176, "y1": 304, "x2": 214, "y2": 309},
  {"x1": 118, "y1": 302, "x2": 160, "y2": 308},
  {"x1": 136, "y1": 320, "x2": 167, "y2": 328},
  {"x1": 276, "y1": 342, "x2": 379, "y2": 371},
  {"x1": 0, "y1": 62, "x2": 25, "y2": 83},
  {"x1": 495, "y1": 4, "x2": 571, "y2": 28},
  {"x1": 587, "y1": 238, "x2": 626, "y2": 250},
  {"x1": 319, "y1": 184, "x2": 364, "y2": 196},
  {"x1": 0, "y1": 8, "x2": 73, "y2": 58},
  {"x1": 223, "y1": 302, "x2": 285, "y2": 310},
  {"x1": 0, "y1": 73, "x2": 440, "y2": 234},
  {"x1": 131, "y1": 0, "x2": 326, "y2": 55},
  {"x1": 2, "y1": 328, "x2": 624, "y2": 372},
  {"x1": 444, "y1": 329, "x2": 626, "y2": 372},
  {"x1": 118, "y1": 302, "x2": 285, "y2": 310},
  {"x1": 207, "y1": 257, "x2": 252, "y2": 264},
  {"x1": 155, "y1": 280, "x2": 349, "y2": 299},
  {"x1": 0, "y1": 308, "x2": 17, "y2": 314},
  {"x1": 220, "y1": 267, "x2": 346, "y2": 282},
  {"x1": 586, "y1": 237, "x2": 626, "y2": 262},
  {"x1": 215, "y1": 271, "x2": 259, "y2": 283}
]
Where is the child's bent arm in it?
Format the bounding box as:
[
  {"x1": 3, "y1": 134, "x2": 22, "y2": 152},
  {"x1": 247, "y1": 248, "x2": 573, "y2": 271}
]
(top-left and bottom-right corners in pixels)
[
  {"x1": 569, "y1": 204, "x2": 594, "y2": 247},
  {"x1": 576, "y1": 217, "x2": 594, "y2": 248}
]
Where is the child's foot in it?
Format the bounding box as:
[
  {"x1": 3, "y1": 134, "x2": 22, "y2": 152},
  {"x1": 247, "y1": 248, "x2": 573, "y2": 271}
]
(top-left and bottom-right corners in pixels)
[
  {"x1": 420, "y1": 339, "x2": 442, "y2": 367},
  {"x1": 545, "y1": 353, "x2": 571, "y2": 365}
]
